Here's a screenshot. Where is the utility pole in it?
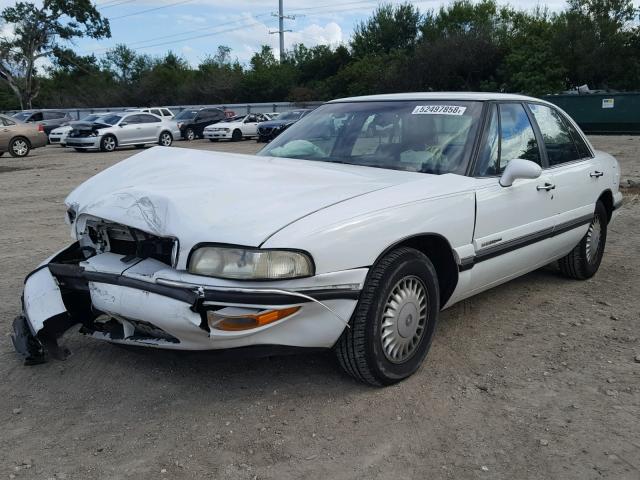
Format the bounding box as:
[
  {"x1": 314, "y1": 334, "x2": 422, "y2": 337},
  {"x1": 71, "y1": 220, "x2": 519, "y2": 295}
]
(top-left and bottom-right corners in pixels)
[{"x1": 269, "y1": 0, "x2": 295, "y2": 62}]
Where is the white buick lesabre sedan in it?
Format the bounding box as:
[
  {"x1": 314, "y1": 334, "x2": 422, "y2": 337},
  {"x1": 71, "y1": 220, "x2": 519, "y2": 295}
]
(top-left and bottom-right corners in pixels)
[{"x1": 12, "y1": 93, "x2": 623, "y2": 386}]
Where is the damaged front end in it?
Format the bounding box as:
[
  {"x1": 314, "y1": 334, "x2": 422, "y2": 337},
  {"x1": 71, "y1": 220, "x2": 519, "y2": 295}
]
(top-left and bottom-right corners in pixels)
[{"x1": 12, "y1": 218, "x2": 184, "y2": 365}]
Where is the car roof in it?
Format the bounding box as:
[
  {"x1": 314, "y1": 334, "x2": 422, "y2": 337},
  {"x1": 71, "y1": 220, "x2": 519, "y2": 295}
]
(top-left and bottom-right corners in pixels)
[{"x1": 329, "y1": 92, "x2": 552, "y2": 104}]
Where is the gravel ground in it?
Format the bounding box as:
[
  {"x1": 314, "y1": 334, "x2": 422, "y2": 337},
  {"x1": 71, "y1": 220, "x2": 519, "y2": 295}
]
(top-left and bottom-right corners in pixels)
[{"x1": 1, "y1": 136, "x2": 638, "y2": 480}]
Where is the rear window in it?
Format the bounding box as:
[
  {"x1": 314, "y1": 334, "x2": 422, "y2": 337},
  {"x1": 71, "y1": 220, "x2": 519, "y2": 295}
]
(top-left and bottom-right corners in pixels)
[{"x1": 175, "y1": 110, "x2": 198, "y2": 120}]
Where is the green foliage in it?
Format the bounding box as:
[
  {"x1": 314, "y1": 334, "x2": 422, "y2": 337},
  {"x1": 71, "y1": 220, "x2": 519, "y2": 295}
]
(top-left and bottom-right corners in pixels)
[
  {"x1": 351, "y1": 3, "x2": 422, "y2": 58},
  {"x1": 0, "y1": 0, "x2": 110, "y2": 108},
  {"x1": 1, "y1": 0, "x2": 639, "y2": 110}
]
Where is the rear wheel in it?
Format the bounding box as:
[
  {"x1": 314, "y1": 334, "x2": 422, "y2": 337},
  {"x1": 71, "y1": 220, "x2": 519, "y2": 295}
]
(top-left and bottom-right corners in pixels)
[
  {"x1": 185, "y1": 128, "x2": 195, "y2": 141},
  {"x1": 335, "y1": 247, "x2": 439, "y2": 386},
  {"x1": 100, "y1": 134, "x2": 117, "y2": 152},
  {"x1": 158, "y1": 131, "x2": 173, "y2": 147},
  {"x1": 558, "y1": 201, "x2": 608, "y2": 280},
  {"x1": 231, "y1": 129, "x2": 242, "y2": 142},
  {"x1": 9, "y1": 137, "x2": 30, "y2": 157}
]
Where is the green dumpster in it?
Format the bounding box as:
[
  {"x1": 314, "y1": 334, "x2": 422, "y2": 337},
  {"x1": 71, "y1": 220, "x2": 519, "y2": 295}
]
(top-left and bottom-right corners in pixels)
[{"x1": 542, "y1": 92, "x2": 640, "y2": 134}]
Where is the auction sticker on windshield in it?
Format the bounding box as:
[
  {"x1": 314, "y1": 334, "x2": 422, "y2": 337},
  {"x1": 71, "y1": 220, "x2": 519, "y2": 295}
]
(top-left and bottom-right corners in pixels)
[{"x1": 412, "y1": 105, "x2": 467, "y2": 115}]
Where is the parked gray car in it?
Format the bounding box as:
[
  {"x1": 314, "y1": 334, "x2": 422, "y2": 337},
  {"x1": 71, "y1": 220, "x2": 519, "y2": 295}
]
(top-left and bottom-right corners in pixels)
[
  {"x1": 66, "y1": 112, "x2": 177, "y2": 152},
  {"x1": 12, "y1": 110, "x2": 73, "y2": 136}
]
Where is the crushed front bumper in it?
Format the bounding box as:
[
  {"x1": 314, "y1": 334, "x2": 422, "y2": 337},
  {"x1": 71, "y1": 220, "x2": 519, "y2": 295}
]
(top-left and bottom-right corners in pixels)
[
  {"x1": 66, "y1": 137, "x2": 100, "y2": 149},
  {"x1": 13, "y1": 243, "x2": 364, "y2": 365}
]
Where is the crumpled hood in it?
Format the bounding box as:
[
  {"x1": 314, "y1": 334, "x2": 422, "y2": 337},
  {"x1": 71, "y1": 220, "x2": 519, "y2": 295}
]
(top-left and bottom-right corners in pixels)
[{"x1": 66, "y1": 147, "x2": 421, "y2": 252}]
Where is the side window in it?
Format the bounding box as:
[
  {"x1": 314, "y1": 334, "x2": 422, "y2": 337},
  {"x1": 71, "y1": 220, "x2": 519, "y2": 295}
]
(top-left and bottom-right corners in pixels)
[
  {"x1": 246, "y1": 114, "x2": 257, "y2": 123},
  {"x1": 557, "y1": 110, "x2": 592, "y2": 159},
  {"x1": 474, "y1": 104, "x2": 499, "y2": 176},
  {"x1": 123, "y1": 115, "x2": 140, "y2": 124},
  {"x1": 138, "y1": 114, "x2": 160, "y2": 123},
  {"x1": 2, "y1": 116, "x2": 16, "y2": 126},
  {"x1": 161, "y1": 109, "x2": 172, "y2": 117},
  {"x1": 528, "y1": 104, "x2": 580, "y2": 166},
  {"x1": 498, "y1": 103, "x2": 540, "y2": 171},
  {"x1": 29, "y1": 112, "x2": 43, "y2": 122},
  {"x1": 150, "y1": 109, "x2": 162, "y2": 117}
]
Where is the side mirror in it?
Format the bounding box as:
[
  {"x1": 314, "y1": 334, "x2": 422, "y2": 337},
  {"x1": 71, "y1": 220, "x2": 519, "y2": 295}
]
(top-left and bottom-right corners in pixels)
[
  {"x1": 119, "y1": 122, "x2": 128, "y2": 127},
  {"x1": 499, "y1": 159, "x2": 542, "y2": 187}
]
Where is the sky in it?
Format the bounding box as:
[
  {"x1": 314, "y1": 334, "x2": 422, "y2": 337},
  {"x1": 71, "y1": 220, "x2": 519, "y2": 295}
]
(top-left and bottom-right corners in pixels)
[
  {"x1": 75, "y1": 0, "x2": 570, "y2": 65},
  {"x1": 1, "y1": 0, "x2": 638, "y2": 67}
]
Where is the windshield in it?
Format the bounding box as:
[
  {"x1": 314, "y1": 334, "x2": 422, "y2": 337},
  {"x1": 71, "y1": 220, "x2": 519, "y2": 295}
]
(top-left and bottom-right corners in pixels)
[
  {"x1": 258, "y1": 101, "x2": 482, "y2": 175},
  {"x1": 98, "y1": 114, "x2": 122, "y2": 125},
  {"x1": 175, "y1": 109, "x2": 198, "y2": 120},
  {"x1": 13, "y1": 112, "x2": 32, "y2": 121},
  {"x1": 223, "y1": 115, "x2": 245, "y2": 122},
  {"x1": 276, "y1": 110, "x2": 306, "y2": 121},
  {"x1": 82, "y1": 114, "x2": 102, "y2": 122}
]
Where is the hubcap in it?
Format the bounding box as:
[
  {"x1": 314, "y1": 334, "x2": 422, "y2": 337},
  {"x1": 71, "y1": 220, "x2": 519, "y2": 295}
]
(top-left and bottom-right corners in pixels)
[
  {"x1": 585, "y1": 215, "x2": 602, "y2": 263},
  {"x1": 161, "y1": 134, "x2": 171, "y2": 146},
  {"x1": 104, "y1": 137, "x2": 115, "y2": 151},
  {"x1": 13, "y1": 140, "x2": 27, "y2": 156},
  {"x1": 381, "y1": 276, "x2": 428, "y2": 364},
  {"x1": 187, "y1": 130, "x2": 194, "y2": 140}
]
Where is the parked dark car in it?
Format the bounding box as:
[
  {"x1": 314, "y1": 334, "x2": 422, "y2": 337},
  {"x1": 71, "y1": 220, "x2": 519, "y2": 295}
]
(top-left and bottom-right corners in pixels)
[
  {"x1": 256, "y1": 109, "x2": 313, "y2": 142},
  {"x1": 173, "y1": 107, "x2": 225, "y2": 140},
  {"x1": 12, "y1": 110, "x2": 73, "y2": 136}
]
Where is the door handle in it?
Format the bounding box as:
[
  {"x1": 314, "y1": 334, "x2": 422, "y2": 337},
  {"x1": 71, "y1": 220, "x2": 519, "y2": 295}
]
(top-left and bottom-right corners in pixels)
[
  {"x1": 537, "y1": 182, "x2": 556, "y2": 191},
  {"x1": 590, "y1": 171, "x2": 604, "y2": 178}
]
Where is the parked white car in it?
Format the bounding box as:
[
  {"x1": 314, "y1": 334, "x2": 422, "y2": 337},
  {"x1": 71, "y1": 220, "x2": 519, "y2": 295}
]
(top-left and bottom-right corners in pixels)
[
  {"x1": 13, "y1": 93, "x2": 623, "y2": 386},
  {"x1": 125, "y1": 107, "x2": 174, "y2": 120},
  {"x1": 65, "y1": 112, "x2": 178, "y2": 152},
  {"x1": 203, "y1": 113, "x2": 268, "y2": 141},
  {"x1": 48, "y1": 113, "x2": 113, "y2": 146}
]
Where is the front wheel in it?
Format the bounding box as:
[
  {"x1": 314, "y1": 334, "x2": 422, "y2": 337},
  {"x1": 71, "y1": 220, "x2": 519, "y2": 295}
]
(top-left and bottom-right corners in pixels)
[
  {"x1": 9, "y1": 137, "x2": 30, "y2": 157},
  {"x1": 100, "y1": 134, "x2": 117, "y2": 152},
  {"x1": 158, "y1": 131, "x2": 173, "y2": 147},
  {"x1": 231, "y1": 129, "x2": 242, "y2": 142},
  {"x1": 558, "y1": 201, "x2": 608, "y2": 280},
  {"x1": 335, "y1": 247, "x2": 440, "y2": 386},
  {"x1": 184, "y1": 128, "x2": 195, "y2": 141}
]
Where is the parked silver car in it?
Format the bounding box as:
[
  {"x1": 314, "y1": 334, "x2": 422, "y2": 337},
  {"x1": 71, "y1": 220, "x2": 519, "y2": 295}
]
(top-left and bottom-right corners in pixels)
[{"x1": 66, "y1": 112, "x2": 178, "y2": 152}]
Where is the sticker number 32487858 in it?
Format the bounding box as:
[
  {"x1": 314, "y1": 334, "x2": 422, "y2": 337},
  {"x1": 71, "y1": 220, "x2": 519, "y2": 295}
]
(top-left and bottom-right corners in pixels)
[{"x1": 412, "y1": 105, "x2": 467, "y2": 115}]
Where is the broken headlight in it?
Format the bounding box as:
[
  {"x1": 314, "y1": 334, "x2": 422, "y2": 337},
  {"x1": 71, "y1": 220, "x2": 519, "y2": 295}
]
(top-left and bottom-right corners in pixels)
[{"x1": 188, "y1": 246, "x2": 314, "y2": 280}]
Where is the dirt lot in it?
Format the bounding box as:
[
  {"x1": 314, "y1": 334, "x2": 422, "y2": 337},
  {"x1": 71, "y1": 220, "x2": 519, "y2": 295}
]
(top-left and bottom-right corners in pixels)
[{"x1": 1, "y1": 136, "x2": 638, "y2": 480}]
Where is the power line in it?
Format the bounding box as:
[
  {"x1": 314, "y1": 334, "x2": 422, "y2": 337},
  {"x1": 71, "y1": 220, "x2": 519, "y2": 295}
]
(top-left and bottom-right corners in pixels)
[
  {"x1": 109, "y1": 0, "x2": 195, "y2": 21},
  {"x1": 98, "y1": 0, "x2": 138, "y2": 10}
]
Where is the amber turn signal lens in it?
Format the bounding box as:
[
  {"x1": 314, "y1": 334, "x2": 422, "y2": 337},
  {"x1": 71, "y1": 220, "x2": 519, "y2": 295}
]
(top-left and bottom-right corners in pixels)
[{"x1": 214, "y1": 307, "x2": 300, "y2": 331}]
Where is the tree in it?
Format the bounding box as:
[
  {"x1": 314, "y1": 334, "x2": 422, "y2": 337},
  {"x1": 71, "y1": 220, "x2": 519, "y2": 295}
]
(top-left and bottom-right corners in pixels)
[
  {"x1": 0, "y1": 0, "x2": 110, "y2": 109},
  {"x1": 351, "y1": 3, "x2": 422, "y2": 58},
  {"x1": 102, "y1": 44, "x2": 151, "y2": 84}
]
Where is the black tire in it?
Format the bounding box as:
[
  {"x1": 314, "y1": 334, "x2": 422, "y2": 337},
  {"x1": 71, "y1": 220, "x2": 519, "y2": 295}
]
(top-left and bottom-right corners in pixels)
[
  {"x1": 185, "y1": 128, "x2": 195, "y2": 141},
  {"x1": 100, "y1": 134, "x2": 117, "y2": 152},
  {"x1": 231, "y1": 129, "x2": 242, "y2": 142},
  {"x1": 209, "y1": 138, "x2": 219, "y2": 142},
  {"x1": 158, "y1": 131, "x2": 173, "y2": 147},
  {"x1": 558, "y1": 200, "x2": 608, "y2": 280},
  {"x1": 335, "y1": 247, "x2": 440, "y2": 386},
  {"x1": 9, "y1": 137, "x2": 30, "y2": 157}
]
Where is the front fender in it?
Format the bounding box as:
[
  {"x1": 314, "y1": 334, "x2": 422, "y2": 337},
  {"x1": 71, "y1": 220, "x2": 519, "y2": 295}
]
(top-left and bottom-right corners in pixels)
[{"x1": 263, "y1": 189, "x2": 476, "y2": 274}]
